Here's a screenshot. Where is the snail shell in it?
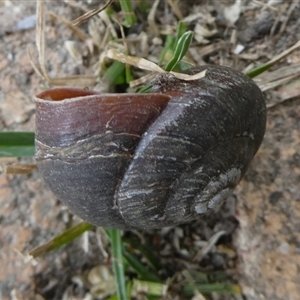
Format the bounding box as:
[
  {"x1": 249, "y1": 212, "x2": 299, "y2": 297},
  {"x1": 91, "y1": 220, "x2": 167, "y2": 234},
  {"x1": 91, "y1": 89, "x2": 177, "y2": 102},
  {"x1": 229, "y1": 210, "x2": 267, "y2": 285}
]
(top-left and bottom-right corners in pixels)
[{"x1": 35, "y1": 65, "x2": 266, "y2": 230}]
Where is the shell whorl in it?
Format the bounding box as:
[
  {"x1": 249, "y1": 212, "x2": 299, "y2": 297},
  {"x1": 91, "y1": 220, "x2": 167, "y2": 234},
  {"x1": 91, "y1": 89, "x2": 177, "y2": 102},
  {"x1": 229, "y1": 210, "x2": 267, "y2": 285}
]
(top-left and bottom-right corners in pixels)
[{"x1": 35, "y1": 65, "x2": 266, "y2": 230}]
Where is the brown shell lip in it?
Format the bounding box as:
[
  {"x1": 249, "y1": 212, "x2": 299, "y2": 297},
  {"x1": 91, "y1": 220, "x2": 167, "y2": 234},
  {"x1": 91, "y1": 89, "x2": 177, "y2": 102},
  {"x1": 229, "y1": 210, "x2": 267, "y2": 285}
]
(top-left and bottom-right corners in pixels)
[
  {"x1": 36, "y1": 88, "x2": 101, "y2": 101},
  {"x1": 35, "y1": 87, "x2": 172, "y2": 147}
]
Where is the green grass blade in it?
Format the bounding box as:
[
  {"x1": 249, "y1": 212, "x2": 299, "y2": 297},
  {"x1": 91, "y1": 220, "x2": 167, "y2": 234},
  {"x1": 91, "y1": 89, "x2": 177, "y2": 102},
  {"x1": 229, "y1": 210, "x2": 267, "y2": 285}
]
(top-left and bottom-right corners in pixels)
[
  {"x1": 0, "y1": 132, "x2": 35, "y2": 157},
  {"x1": 122, "y1": 248, "x2": 161, "y2": 282},
  {"x1": 123, "y1": 236, "x2": 162, "y2": 270},
  {"x1": 29, "y1": 222, "x2": 93, "y2": 257},
  {"x1": 106, "y1": 229, "x2": 127, "y2": 300},
  {"x1": 125, "y1": 64, "x2": 134, "y2": 84},
  {"x1": 183, "y1": 282, "x2": 241, "y2": 296},
  {"x1": 246, "y1": 40, "x2": 300, "y2": 78},
  {"x1": 246, "y1": 63, "x2": 274, "y2": 79},
  {"x1": 159, "y1": 22, "x2": 189, "y2": 68},
  {"x1": 165, "y1": 31, "x2": 194, "y2": 72},
  {"x1": 158, "y1": 35, "x2": 174, "y2": 66},
  {"x1": 174, "y1": 21, "x2": 189, "y2": 46},
  {"x1": 131, "y1": 279, "x2": 167, "y2": 297},
  {"x1": 103, "y1": 61, "x2": 126, "y2": 85},
  {"x1": 119, "y1": 0, "x2": 137, "y2": 27},
  {"x1": 108, "y1": 282, "x2": 132, "y2": 300},
  {"x1": 138, "y1": 84, "x2": 152, "y2": 93}
]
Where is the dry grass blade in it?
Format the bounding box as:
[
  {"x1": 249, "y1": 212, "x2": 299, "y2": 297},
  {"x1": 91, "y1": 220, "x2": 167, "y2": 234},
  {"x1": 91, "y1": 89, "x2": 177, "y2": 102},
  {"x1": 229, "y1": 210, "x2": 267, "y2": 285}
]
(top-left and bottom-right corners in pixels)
[
  {"x1": 243, "y1": 41, "x2": 300, "y2": 109},
  {"x1": 253, "y1": 59, "x2": 300, "y2": 108},
  {"x1": 72, "y1": 0, "x2": 114, "y2": 26},
  {"x1": 279, "y1": 2, "x2": 298, "y2": 34},
  {"x1": 50, "y1": 12, "x2": 89, "y2": 41},
  {"x1": 167, "y1": 0, "x2": 183, "y2": 20},
  {"x1": 31, "y1": 0, "x2": 97, "y2": 87},
  {"x1": 253, "y1": 0, "x2": 278, "y2": 12},
  {"x1": 256, "y1": 64, "x2": 300, "y2": 92},
  {"x1": 260, "y1": 74, "x2": 299, "y2": 92},
  {"x1": 27, "y1": 46, "x2": 47, "y2": 80},
  {"x1": 130, "y1": 73, "x2": 157, "y2": 88},
  {"x1": 65, "y1": 0, "x2": 90, "y2": 13},
  {"x1": 256, "y1": 64, "x2": 300, "y2": 83},
  {"x1": 147, "y1": 0, "x2": 160, "y2": 36},
  {"x1": 35, "y1": 0, "x2": 50, "y2": 83},
  {"x1": 106, "y1": 49, "x2": 164, "y2": 73},
  {"x1": 106, "y1": 50, "x2": 206, "y2": 85},
  {"x1": 260, "y1": 68, "x2": 300, "y2": 109},
  {"x1": 28, "y1": 46, "x2": 97, "y2": 86},
  {"x1": 5, "y1": 164, "x2": 37, "y2": 175},
  {"x1": 193, "y1": 231, "x2": 227, "y2": 263},
  {"x1": 99, "y1": 10, "x2": 118, "y2": 39},
  {"x1": 245, "y1": 40, "x2": 300, "y2": 78},
  {"x1": 170, "y1": 69, "x2": 206, "y2": 81},
  {"x1": 267, "y1": 40, "x2": 300, "y2": 66},
  {"x1": 43, "y1": 75, "x2": 98, "y2": 87}
]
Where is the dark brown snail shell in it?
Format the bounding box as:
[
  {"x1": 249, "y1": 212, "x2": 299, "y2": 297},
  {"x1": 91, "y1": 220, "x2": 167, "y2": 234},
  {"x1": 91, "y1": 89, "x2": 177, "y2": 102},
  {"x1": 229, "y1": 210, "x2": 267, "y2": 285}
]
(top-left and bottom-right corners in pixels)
[{"x1": 35, "y1": 65, "x2": 266, "y2": 230}]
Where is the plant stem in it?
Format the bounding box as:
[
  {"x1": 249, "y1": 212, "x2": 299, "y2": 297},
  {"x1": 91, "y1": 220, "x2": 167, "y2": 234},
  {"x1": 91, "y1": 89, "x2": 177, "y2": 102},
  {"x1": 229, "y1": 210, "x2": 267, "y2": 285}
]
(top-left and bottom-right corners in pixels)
[{"x1": 107, "y1": 229, "x2": 127, "y2": 300}]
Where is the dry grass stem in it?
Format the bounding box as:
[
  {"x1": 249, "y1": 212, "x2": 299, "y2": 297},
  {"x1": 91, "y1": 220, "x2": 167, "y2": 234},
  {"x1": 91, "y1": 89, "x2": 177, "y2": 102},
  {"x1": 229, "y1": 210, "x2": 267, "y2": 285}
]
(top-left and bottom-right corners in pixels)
[
  {"x1": 259, "y1": 73, "x2": 300, "y2": 93},
  {"x1": 170, "y1": 69, "x2": 206, "y2": 81},
  {"x1": 279, "y1": 2, "x2": 298, "y2": 34},
  {"x1": 129, "y1": 73, "x2": 157, "y2": 88},
  {"x1": 193, "y1": 231, "x2": 227, "y2": 263},
  {"x1": 5, "y1": 164, "x2": 37, "y2": 175},
  {"x1": 31, "y1": 0, "x2": 97, "y2": 87},
  {"x1": 167, "y1": 0, "x2": 183, "y2": 20},
  {"x1": 71, "y1": 0, "x2": 114, "y2": 26},
  {"x1": 49, "y1": 12, "x2": 89, "y2": 41},
  {"x1": 256, "y1": 64, "x2": 300, "y2": 84},
  {"x1": 106, "y1": 49, "x2": 206, "y2": 85},
  {"x1": 35, "y1": 0, "x2": 50, "y2": 83},
  {"x1": 65, "y1": 0, "x2": 90, "y2": 13},
  {"x1": 99, "y1": 10, "x2": 118, "y2": 39},
  {"x1": 147, "y1": 0, "x2": 160, "y2": 36},
  {"x1": 266, "y1": 40, "x2": 300, "y2": 67},
  {"x1": 252, "y1": 0, "x2": 278, "y2": 12},
  {"x1": 106, "y1": 49, "x2": 164, "y2": 73}
]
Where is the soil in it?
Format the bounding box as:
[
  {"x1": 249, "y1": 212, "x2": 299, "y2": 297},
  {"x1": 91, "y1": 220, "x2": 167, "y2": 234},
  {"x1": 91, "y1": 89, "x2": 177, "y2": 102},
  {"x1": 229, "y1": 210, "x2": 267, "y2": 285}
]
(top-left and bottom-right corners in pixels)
[{"x1": 1, "y1": 1, "x2": 300, "y2": 300}]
